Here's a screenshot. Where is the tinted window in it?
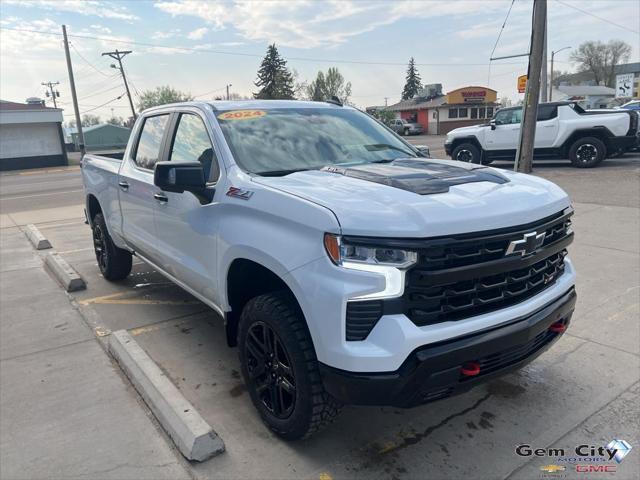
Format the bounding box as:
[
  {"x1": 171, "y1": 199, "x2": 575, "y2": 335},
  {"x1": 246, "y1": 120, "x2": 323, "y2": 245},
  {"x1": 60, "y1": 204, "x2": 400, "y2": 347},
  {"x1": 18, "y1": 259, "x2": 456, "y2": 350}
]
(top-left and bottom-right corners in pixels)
[
  {"x1": 479, "y1": 107, "x2": 486, "y2": 118},
  {"x1": 486, "y1": 107, "x2": 494, "y2": 118},
  {"x1": 448, "y1": 108, "x2": 458, "y2": 119},
  {"x1": 458, "y1": 108, "x2": 468, "y2": 118},
  {"x1": 134, "y1": 114, "x2": 169, "y2": 169},
  {"x1": 470, "y1": 108, "x2": 478, "y2": 119},
  {"x1": 170, "y1": 114, "x2": 219, "y2": 182},
  {"x1": 537, "y1": 105, "x2": 558, "y2": 121},
  {"x1": 217, "y1": 108, "x2": 419, "y2": 175},
  {"x1": 495, "y1": 108, "x2": 522, "y2": 125}
]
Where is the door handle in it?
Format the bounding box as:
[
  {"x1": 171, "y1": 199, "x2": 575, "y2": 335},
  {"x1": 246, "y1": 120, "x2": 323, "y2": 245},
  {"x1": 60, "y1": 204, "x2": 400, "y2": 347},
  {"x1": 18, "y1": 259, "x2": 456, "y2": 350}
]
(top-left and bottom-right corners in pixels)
[
  {"x1": 154, "y1": 193, "x2": 168, "y2": 203},
  {"x1": 118, "y1": 180, "x2": 129, "y2": 191}
]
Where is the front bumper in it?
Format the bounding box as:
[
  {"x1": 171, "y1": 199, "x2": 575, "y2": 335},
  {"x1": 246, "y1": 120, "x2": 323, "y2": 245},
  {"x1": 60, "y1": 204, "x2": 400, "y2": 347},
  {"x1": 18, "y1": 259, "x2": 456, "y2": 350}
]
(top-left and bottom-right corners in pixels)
[{"x1": 319, "y1": 287, "x2": 576, "y2": 407}]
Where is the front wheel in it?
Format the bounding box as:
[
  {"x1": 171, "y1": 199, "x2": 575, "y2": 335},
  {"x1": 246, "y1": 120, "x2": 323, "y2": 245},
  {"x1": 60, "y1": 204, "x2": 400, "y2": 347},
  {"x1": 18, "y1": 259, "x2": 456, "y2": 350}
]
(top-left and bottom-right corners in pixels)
[
  {"x1": 569, "y1": 137, "x2": 606, "y2": 168},
  {"x1": 92, "y1": 212, "x2": 132, "y2": 281},
  {"x1": 451, "y1": 143, "x2": 483, "y2": 164},
  {"x1": 238, "y1": 292, "x2": 341, "y2": 440}
]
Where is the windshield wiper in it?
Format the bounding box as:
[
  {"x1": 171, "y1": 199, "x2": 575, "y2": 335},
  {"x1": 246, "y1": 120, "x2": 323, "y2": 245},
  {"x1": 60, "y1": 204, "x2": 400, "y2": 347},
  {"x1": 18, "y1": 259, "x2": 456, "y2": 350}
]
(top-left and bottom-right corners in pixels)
[
  {"x1": 364, "y1": 143, "x2": 417, "y2": 158},
  {"x1": 254, "y1": 167, "x2": 312, "y2": 177}
]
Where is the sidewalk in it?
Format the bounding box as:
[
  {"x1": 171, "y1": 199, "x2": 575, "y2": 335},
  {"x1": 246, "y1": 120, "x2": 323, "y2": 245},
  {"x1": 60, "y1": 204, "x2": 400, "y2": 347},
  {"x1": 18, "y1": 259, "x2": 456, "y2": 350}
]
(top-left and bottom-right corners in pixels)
[{"x1": 0, "y1": 225, "x2": 191, "y2": 479}]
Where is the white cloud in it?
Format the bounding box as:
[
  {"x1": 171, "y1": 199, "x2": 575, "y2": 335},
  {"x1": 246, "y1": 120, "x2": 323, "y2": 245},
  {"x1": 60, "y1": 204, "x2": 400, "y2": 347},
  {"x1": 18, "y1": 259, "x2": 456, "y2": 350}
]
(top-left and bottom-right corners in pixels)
[
  {"x1": 4, "y1": 0, "x2": 139, "y2": 22},
  {"x1": 152, "y1": 29, "x2": 181, "y2": 40},
  {"x1": 153, "y1": 0, "x2": 516, "y2": 49},
  {"x1": 187, "y1": 27, "x2": 208, "y2": 40}
]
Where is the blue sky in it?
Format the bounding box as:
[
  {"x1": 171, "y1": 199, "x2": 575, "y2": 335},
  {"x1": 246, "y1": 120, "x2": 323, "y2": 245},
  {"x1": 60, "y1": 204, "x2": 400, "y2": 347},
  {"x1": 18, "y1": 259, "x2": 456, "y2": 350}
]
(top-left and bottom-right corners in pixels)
[{"x1": 1, "y1": 0, "x2": 638, "y2": 121}]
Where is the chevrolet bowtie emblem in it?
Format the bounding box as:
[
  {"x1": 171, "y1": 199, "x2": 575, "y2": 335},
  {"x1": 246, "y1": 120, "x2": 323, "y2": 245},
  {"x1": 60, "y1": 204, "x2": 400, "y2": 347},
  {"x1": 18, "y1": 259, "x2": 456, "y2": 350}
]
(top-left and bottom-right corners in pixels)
[
  {"x1": 540, "y1": 465, "x2": 566, "y2": 473},
  {"x1": 505, "y1": 231, "x2": 546, "y2": 256}
]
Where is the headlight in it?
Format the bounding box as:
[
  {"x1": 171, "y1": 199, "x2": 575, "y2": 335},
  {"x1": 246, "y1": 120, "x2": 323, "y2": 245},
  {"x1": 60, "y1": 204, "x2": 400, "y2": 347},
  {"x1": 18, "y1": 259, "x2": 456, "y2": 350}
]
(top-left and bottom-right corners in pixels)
[
  {"x1": 324, "y1": 234, "x2": 417, "y2": 268},
  {"x1": 323, "y1": 234, "x2": 417, "y2": 300}
]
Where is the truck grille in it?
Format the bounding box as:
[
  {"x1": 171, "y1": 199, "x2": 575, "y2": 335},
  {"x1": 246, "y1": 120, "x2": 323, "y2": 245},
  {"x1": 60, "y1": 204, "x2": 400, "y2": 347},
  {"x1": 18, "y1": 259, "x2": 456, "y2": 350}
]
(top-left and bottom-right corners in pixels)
[
  {"x1": 344, "y1": 208, "x2": 574, "y2": 340},
  {"x1": 404, "y1": 209, "x2": 573, "y2": 327}
]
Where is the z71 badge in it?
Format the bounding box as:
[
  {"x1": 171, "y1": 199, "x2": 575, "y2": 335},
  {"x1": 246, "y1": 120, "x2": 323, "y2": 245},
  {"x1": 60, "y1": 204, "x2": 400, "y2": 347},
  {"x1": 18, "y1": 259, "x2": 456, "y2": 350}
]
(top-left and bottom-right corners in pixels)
[{"x1": 226, "y1": 186, "x2": 254, "y2": 200}]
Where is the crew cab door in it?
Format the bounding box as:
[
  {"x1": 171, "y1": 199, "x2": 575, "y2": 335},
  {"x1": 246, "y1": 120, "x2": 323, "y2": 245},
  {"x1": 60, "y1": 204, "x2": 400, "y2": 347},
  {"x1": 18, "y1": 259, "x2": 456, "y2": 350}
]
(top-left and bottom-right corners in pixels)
[
  {"x1": 118, "y1": 113, "x2": 171, "y2": 263},
  {"x1": 152, "y1": 110, "x2": 222, "y2": 301},
  {"x1": 484, "y1": 108, "x2": 522, "y2": 151},
  {"x1": 534, "y1": 104, "x2": 559, "y2": 147}
]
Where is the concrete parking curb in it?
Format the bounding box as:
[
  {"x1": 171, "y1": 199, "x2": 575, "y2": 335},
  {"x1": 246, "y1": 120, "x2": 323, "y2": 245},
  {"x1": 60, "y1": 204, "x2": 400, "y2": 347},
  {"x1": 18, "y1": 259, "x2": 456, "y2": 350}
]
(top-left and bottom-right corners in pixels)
[
  {"x1": 108, "y1": 330, "x2": 225, "y2": 462},
  {"x1": 24, "y1": 224, "x2": 51, "y2": 250},
  {"x1": 44, "y1": 252, "x2": 86, "y2": 292}
]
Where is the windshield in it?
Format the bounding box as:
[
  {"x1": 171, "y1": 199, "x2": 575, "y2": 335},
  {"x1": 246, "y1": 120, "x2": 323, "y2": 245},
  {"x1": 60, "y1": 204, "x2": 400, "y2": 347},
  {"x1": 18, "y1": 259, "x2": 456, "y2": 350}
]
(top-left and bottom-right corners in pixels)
[{"x1": 216, "y1": 107, "x2": 419, "y2": 176}]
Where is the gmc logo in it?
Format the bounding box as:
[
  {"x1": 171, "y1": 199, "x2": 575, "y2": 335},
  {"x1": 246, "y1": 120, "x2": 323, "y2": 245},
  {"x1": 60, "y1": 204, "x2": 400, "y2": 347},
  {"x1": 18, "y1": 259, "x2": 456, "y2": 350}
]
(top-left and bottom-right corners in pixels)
[{"x1": 575, "y1": 465, "x2": 617, "y2": 473}]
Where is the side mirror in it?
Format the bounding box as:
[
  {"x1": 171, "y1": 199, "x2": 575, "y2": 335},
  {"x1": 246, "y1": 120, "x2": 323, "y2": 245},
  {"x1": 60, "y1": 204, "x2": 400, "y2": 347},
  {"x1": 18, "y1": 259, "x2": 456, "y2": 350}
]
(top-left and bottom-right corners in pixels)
[
  {"x1": 154, "y1": 161, "x2": 205, "y2": 194},
  {"x1": 489, "y1": 119, "x2": 497, "y2": 130},
  {"x1": 414, "y1": 145, "x2": 431, "y2": 157}
]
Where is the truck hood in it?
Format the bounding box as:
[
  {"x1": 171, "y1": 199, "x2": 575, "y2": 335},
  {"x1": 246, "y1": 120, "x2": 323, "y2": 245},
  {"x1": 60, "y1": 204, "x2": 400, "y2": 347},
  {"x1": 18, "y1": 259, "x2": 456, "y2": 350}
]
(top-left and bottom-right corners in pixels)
[
  {"x1": 252, "y1": 159, "x2": 570, "y2": 237},
  {"x1": 447, "y1": 124, "x2": 485, "y2": 137}
]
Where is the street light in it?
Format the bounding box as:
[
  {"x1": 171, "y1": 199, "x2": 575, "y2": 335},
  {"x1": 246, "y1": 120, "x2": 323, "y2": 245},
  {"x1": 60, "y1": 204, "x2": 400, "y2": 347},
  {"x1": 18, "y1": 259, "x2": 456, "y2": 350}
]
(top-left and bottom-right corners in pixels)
[{"x1": 550, "y1": 47, "x2": 571, "y2": 101}]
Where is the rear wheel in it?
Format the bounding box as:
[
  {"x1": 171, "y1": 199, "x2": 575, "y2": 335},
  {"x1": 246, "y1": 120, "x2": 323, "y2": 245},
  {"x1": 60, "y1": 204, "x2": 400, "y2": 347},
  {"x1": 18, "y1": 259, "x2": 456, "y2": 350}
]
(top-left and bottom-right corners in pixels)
[
  {"x1": 238, "y1": 292, "x2": 341, "y2": 440},
  {"x1": 569, "y1": 137, "x2": 606, "y2": 168},
  {"x1": 452, "y1": 142, "x2": 483, "y2": 164},
  {"x1": 92, "y1": 212, "x2": 132, "y2": 281}
]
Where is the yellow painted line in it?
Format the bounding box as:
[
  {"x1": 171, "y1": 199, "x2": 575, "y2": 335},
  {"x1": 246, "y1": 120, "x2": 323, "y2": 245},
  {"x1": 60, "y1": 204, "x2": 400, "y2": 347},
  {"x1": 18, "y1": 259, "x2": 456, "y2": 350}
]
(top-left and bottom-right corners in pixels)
[
  {"x1": 378, "y1": 441, "x2": 399, "y2": 454},
  {"x1": 18, "y1": 167, "x2": 80, "y2": 175},
  {"x1": 95, "y1": 327, "x2": 111, "y2": 337},
  {"x1": 79, "y1": 290, "x2": 200, "y2": 306},
  {"x1": 97, "y1": 299, "x2": 200, "y2": 305},
  {"x1": 319, "y1": 473, "x2": 333, "y2": 480},
  {"x1": 129, "y1": 324, "x2": 166, "y2": 336}
]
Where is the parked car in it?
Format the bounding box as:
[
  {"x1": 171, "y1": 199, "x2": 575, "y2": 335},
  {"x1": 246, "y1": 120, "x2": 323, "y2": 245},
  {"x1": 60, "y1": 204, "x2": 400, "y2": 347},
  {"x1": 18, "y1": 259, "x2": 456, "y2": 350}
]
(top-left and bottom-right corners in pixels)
[
  {"x1": 82, "y1": 100, "x2": 576, "y2": 440},
  {"x1": 445, "y1": 101, "x2": 639, "y2": 167},
  {"x1": 389, "y1": 118, "x2": 424, "y2": 135},
  {"x1": 619, "y1": 100, "x2": 640, "y2": 111}
]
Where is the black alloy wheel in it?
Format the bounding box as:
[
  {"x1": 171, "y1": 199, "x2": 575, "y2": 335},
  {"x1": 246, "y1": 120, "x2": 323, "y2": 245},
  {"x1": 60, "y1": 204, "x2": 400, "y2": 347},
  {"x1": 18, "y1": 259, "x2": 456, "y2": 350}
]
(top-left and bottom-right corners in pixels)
[
  {"x1": 93, "y1": 220, "x2": 109, "y2": 272},
  {"x1": 244, "y1": 321, "x2": 296, "y2": 419}
]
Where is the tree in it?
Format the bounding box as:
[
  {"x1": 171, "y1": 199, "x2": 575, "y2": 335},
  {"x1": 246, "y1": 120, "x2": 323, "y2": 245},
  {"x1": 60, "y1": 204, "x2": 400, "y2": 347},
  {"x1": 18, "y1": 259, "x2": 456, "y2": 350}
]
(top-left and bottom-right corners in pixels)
[
  {"x1": 81, "y1": 114, "x2": 100, "y2": 127},
  {"x1": 570, "y1": 40, "x2": 631, "y2": 87},
  {"x1": 401, "y1": 57, "x2": 422, "y2": 100},
  {"x1": 254, "y1": 44, "x2": 295, "y2": 99},
  {"x1": 106, "y1": 116, "x2": 123, "y2": 126},
  {"x1": 370, "y1": 108, "x2": 395, "y2": 125},
  {"x1": 305, "y1": 68, "x2": 352, "y2": 103},
  {"x1": 137, "y1": 86, "x2": 193, "y2": 111},
  {"x1": 499, "y1": 97, "x2": 512, "y2": 108}
]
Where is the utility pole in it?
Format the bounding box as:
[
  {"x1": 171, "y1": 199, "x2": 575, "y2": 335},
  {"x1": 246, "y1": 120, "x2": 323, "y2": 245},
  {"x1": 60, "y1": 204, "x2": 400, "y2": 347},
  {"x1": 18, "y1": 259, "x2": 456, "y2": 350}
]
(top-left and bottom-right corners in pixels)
[
  {"x1": 42, "y1": 81, "x2": 60, "y2": 108},
  {"x1": 549, "y1": 46, "x2": 571, "y2": 101},
  {"x1": 540, "y1": 13, "x2": 548, "y2": 103},
  {"x1": 514, "y1": 0, "x2": 546, "y2": 174},
  {"x1": 62, "y1": 25, "x2": 85, "y2": 156},
  {"x1": 384, "y1": 97, "x2": 389, "y2": 107},
  {"x1": 226, "y1": 84, "x2": 232, "y2": 101},
  {"x1": 102, "y1": 49, "x2": 136, "y2": 120}
]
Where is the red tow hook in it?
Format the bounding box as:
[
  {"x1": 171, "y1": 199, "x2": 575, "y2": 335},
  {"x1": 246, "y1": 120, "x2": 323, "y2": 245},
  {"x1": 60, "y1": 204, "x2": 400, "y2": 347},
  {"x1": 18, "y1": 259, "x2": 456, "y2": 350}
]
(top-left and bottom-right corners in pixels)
[
  {"x1": 549, "y1": 322, "x2": 567, "y2": 333},
  {"x1": 461, "y1": 362, "x2": 481, "y2": 377}
]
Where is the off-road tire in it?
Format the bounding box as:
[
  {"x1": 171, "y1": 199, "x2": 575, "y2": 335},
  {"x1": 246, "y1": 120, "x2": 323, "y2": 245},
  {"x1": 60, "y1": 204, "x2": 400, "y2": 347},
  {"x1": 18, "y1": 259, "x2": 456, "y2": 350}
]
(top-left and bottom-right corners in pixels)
[
  {"x1": 452, "y1": 142, "x2": 483, "y2": 164},
  {"x1": 569, "y1": 136, "x2": 606, "y2": 168},
  {"x1": 238, "y1": 291, "x2": 341, "y2": 440},
  {"x1": 92, "y1": 212, "x2": 132, "y2": 281}
]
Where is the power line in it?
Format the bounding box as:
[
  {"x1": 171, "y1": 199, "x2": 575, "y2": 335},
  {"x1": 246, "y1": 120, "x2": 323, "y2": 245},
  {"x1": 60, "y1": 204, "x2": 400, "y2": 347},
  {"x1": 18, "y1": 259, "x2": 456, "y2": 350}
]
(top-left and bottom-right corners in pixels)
[
  {"x1": 70, "y1": 42, "x2": 111, "y2": 77},
  {"x1": 489, "y1": 0, "x2": 517, "y2": 61},
  {"x1": 193, "y1": 85, "x2": 228, "y2": 98},
  {"x1": 77, "y1": 83, "x2": 124, "y2": 101},
  {"x1": 80, "y1": 93, "x2": 126, "y2": 114},
  {"x1": 0, "y1": 26, "x2": 533, "y2": 67},
  {"x1": 488, "y1": 0, "x2": 517, "y2": 86},
  {"x1": 102, "y1": 49, "x2": 137, "y2": 119},
  {"x1": 555, "y1": 0, "x2": 639, "y2": 34}
]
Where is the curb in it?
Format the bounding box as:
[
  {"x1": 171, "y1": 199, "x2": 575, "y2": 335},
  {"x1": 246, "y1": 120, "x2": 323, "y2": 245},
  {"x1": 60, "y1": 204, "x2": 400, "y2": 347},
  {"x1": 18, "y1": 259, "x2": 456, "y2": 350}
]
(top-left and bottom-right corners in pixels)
[
  {"x1": 108, "y1": 330, "x2": 225, "y2": 462},
  {"x1": 25, "y1": 224, "x2": 51, "y2": 250},
  {"x1": 45, "y1": 252, "x2": 86, "y2": 291}
]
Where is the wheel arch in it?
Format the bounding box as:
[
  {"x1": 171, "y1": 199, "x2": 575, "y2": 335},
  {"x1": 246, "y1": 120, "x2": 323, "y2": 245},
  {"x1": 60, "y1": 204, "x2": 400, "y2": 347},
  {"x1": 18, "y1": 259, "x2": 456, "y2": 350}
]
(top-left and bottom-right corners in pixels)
[
  {"x1": 86, "y1": 193, "x2": 102, "y2": 227},
  {"x1": 451, "y1": 136, "x2": 483, "y2": 152},
  {"x1": 224, "y1": 257, "x2": 307, "y2": 348},
  {"x1": 561, "y1": 127, "x2": 612, "y2": 157}
]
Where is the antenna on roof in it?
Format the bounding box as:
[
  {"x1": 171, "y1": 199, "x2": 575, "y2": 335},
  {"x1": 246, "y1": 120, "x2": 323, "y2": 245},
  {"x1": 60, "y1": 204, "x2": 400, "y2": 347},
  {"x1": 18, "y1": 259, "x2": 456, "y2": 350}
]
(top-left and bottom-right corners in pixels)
[{"x1": 326, "y1": 96, "x2": 343, "y2": 107}]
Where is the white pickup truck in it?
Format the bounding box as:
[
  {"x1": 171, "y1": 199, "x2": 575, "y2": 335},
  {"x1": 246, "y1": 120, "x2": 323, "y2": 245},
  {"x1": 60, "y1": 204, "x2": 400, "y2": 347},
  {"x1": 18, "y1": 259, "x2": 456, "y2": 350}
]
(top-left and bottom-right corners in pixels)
[
  {"x1": 82, "y1": 100, "x2": 576, "y2": 439},
  {"x1": 445, "y1": 101, "x2": 639, "y2": 167}
]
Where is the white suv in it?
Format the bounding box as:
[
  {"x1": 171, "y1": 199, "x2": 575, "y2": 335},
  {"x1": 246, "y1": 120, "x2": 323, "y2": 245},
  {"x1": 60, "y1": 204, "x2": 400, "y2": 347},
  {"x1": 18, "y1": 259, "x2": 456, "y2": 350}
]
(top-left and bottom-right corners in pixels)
[{"x1": 445, "y1": 102, "x2": 638, "y2": 167}]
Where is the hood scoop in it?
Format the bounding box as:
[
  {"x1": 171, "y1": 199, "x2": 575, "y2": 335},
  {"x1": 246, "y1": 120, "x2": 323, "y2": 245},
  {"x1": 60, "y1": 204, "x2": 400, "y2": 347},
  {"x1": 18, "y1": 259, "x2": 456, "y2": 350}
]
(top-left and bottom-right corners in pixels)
[{"x1": 321, "y1": 158, "x2": 508, "y2": 195}]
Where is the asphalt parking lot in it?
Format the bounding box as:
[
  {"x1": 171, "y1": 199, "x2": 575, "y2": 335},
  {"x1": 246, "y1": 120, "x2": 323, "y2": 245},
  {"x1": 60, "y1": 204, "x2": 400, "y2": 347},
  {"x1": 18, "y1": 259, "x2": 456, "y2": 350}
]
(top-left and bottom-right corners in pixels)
[{"x1": 1, "y1": 149, "x2": 639, "y2": 479}]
